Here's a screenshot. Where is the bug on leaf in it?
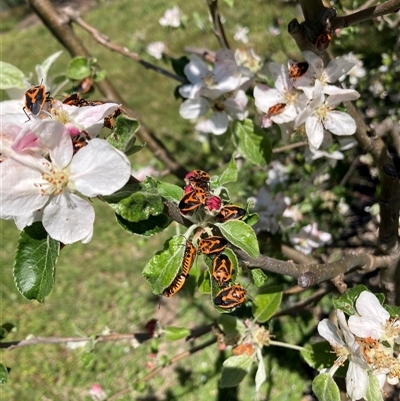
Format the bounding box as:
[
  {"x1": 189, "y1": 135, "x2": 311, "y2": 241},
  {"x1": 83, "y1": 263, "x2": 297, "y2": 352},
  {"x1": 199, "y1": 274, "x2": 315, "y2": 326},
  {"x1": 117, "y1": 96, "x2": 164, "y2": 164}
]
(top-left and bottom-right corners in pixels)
[
  {"x1": 182, "y1": 240, "x2": 196, "y2": 276},
  {"x1": 162, "y1": 273, "x2": 188, "y2": 297},
  {"x1": 185, "y1": 170, "x2": 211, "y2": 191},
  {"x1": 179, "y1": 187, "x2": 208, "y2": 214},
  {"x1": 215, "y1": 205, "x2": 245, "y2": 223},
  {"x1": 212, "y1": 254, "x2": 233, "y2": 287},
  {"x1": 198, "y1": 236, "x2": 228, "y2": 255},
  {"x1": 213, "y1": 284, "x2": 246, "y2": 309}
]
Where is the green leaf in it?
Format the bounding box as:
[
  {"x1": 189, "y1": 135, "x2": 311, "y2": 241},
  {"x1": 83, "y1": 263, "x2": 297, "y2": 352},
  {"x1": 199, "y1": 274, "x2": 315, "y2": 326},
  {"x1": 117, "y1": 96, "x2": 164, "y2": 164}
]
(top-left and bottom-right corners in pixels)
[
  {"x1": 107, "y1": 114, "x2": 140, "y2": 154},
  {"x1": 93, "y1": 69, "x2": 106, "y2": 82},
  {"x1": 106, "y1": 180, "x2": 164, "y2": 222},
  {"x1": 156, "y1": 181, "x2": 184, "y2": 203},
  {"x1": 233, "y1": 119, "x2": 272, "y2": 166},
  {"x1": 245, "y1": 212, "x2": 259, "y2": 226},
  {"x1": 250, "y1": 268, "x2": 268, "y2": 288},
  {"x1": 0, "y1": 327, "x2": 7, "y2": 340},
  {"x1": 385, "y1": 304, "x2": 400, "y2": 318},
  {"x1": 365, "y1": 375, "x2": 383, "y2": 401},
  {"x1": 215, "y1": 158, "x2": 238, "y2": 186},
  {"x1": 252, "y1": 285, "x2": 283, "y2": 323},
  {"x1": 215, "y1": 220, "x2": 259, "y2": 258},
  {"x1": 301, "y1": 343, "x2": 343, "y2": 373},
  {"x1": 197, "y1": 270, "x2": 211, "y2": 294},
  {"x1": 0, "y1": 61, "x2": 26, "y2": 89},
  {"x1": 333, "y1": 284, "x2": 369, "y2": 315},
  {"x1": 116, "y1": 213, "x2": 171, "y2": 236},
  {"x1": 312, "y1": 373, "x2": 340, "y2": 401},
  {"x1": 13, "y1": 222, "x2": 59, "y2": 302},
  {"x1": 0, "y1": 364, "x2": 8, "y2": 384},
  {"x1": 170, "y1": 56, "x2": 189, "y2": 79},
  {"x1": 220, "y1": 355, "x2": 253, "y2": 388},
  {"x1": 164, "y1": 326, "x2": 191, "y2": 341},
  {"x1": 218, "y1": 314, "x2": 246, "y2": 337},
  {"x1": 66, "y1": 57, "x2": 91, "y2": 80},
  {"x1": 142, "y1": 236, "x2": 186, "y2": 294}
]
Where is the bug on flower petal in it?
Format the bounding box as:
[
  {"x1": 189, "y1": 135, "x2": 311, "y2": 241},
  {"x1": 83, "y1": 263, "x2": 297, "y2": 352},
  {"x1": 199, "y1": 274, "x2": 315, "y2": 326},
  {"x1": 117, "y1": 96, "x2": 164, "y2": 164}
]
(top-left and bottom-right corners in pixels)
[
  {"x1": 288, "y1": 61, "x2": 309, "y2": 79},
  {"x1": 23, "y1": 84, "x2": 52, "y2": 120}
]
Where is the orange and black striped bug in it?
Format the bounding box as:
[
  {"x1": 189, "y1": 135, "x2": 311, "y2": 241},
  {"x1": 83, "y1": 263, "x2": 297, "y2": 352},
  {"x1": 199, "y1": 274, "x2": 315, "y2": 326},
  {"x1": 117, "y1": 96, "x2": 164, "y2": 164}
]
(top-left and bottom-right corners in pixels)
[
  {"x1": 288, "y1": 62, "x2": 309, "y2": 79},
  {"x1": 215, "y1": 205, "x2": 245, "y2": 223},
  {"x1": 315, "y1": 32, "x2": 332, "y2": 51},
  {"x1": 162, "y1": 273, "x2": 188, "y2": 297},
  {"x1": 179, "y1": 187, "x2": 209, "y2": 214},
  {"x1": 23, "y1": 84, "x2": 51, "y2": 120},
  {"x1": 103, "y1": 108, "x2": 123, "y2": 129},
  {"x1": 213, "y1": 284, "x2": 246, "y2": 309},
  {"x1": 232, "y1": 343, "x2": 255, "y2": 356},
  {"x1": 62, "y1": 93, "x2": 90, "y2": 107},
  {"x1": 198, "y1": 236, "x2": 228, "y2": 255},
  {"x1": 268, "y1": 103, "x2": 286, "y2": 116},
  {"x1": 181, "y1": 240, "x2": 196, "y2": 276},
  {"x1": 212, "y1": 254, "x2": 233, "y2": 287},
  {"x1": 185, "y1": 170, "x2": 211, "y2": 191}
]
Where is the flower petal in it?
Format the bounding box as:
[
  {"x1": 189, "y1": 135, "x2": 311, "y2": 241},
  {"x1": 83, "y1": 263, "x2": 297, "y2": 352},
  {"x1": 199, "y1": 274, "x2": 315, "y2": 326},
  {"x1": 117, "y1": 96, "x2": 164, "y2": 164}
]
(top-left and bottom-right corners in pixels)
[
  {"x1": 209, "y1": 111, "x2": 229, "y2": 135},
  {"x1": 179, "y1": 98, "x2": 209, "y2": 119},
  {"x1": 70, "y1": 138, "x2": 131, "y2": 197},
  {"x1": 324, "y1": 111, "x2": 356, "y2": 136},
  {"x1": 306, "y1": 115, "x2": 324, "y2": 149},
  {"x1": 42, "y1": 192, "x2": 94, "y2": 244}
]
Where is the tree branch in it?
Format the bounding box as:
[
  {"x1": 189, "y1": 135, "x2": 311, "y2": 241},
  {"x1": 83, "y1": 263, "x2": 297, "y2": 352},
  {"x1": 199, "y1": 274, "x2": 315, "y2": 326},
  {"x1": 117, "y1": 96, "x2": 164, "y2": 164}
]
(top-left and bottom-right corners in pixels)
[
  {"x1": 207, "y1": 0, "x2": 230, "y2": 49},
  {"x1": 331, "y1": 0, "x2": 400, "y2": 30}
]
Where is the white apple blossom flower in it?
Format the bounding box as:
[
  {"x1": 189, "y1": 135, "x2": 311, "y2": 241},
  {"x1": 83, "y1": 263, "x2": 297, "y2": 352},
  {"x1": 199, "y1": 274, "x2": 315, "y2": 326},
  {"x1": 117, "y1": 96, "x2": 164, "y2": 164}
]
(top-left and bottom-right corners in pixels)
[
  {"x1": 294, "y1": 51, "x2": 357, "y2": 97},
  {"x1": 159, "y1": 6, "x2": 182, "y2": 28},
  {"x1": 248, "y1": 188, "x2": 288, "y2": 234},
  {"x1": 254, "y1": 62, "x2": 307, "y2": 124},
  {"x1": 179, "y1": 50, "x2": 252, "y2": 100},
  {"x1": 179, "y1": 89, "x2": 248, "y2": 135},
  {"x1": 318, "y1": 310, "x2": 370, "y2": 400},
  {"x1": 147, "y1": 41, "x2": 166, "y2": 60},
  {"x1": 234, "y1": 25, "x2": 249, "y2": 44},
  {"x1": 348, "y1": 291, "x2": 400, "y2": 346},
  {"x1": 1, "y1": 125, "x2": 131, "y2": 244},
  {"x1": 295, "y1": 80, "x2": 359, "y2": 149},
  {"x1": 289, "y1": 222, "x2": 331, "y2": 254}
]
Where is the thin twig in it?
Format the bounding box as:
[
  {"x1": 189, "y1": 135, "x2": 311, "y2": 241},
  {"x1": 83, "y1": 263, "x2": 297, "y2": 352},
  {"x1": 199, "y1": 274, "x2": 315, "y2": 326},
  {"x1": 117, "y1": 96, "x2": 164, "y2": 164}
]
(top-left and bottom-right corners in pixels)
[
  {"x1": 207, "y1": 0, "x2": 230, "y2": 49},
  {"x1": 108, "y1": 337, "x2": 217, "y2": 401},
  {"x1": 272, "y1": 141, "x2": 308, "y2": 153},
  {"x1": 70, "y1": 13, "x2": 186, "y2": 84},
  {"x1": 343, "y1": 0, "x2": 378, "y2": 15}
]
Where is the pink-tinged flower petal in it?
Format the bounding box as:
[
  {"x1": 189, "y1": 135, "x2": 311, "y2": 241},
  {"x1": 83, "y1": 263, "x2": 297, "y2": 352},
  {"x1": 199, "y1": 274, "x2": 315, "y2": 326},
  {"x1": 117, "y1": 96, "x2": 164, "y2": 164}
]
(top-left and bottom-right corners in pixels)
[
  {"x1": 30, "y1": 120, "x2": 66, "y2": 149},
  {"x1": 70, "y1": 139, "x2": 131, "y2": 197},
  {"x1": 306, "y1": 115, "x2": 324, "y2": 149},
  {"x1": 43, "y1": 192, "x2": 94, "y2": 244},
  {"x1": 325, "y1": 58, "x2": 356, "y2": 83},
  {"x1": 324, "y1": 111, "x2": 356, "y2": 136},
  {"x1": 0, "y1": 158, "x2": 48, "y2": 216},
  {"x1": 254, "y1": 85, "x2": 283, "y2": 113},
  {"x1": 209, "y1": 111, "x2": 229, "y2": 135},
  {"x1": 11, "y1": 131, "x2": 40, "y2": 153},
  {"x1": 179, "y1": 98, "x2": 209, "y2": 119},
  {"x1": 346, "y1": 361, "x2": 368, "y2": 401}
]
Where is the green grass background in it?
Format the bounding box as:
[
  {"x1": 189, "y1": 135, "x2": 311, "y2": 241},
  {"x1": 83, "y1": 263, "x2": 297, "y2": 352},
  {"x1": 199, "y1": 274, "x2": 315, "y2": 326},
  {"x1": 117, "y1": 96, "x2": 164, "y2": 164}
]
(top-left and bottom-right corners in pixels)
[{"x1": 0, "y1": 1, "x2": 311, "y2": 400}]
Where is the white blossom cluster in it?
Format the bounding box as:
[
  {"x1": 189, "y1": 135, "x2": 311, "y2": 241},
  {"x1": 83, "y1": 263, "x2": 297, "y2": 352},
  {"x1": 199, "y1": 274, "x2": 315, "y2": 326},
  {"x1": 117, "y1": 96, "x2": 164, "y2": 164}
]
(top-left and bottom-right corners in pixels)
[
  {"x1": 178, "y1": 49, "x2": 254, "y2": 135},
  {"x1": 0, "y1": 57, "x2": 131, "y2": 244},
  {"x1": 254, "y1": 51, "x2": 361, "y2": 154},
  {"x1": 318, "y1": 291, "x2": 400, "y2": 400}
]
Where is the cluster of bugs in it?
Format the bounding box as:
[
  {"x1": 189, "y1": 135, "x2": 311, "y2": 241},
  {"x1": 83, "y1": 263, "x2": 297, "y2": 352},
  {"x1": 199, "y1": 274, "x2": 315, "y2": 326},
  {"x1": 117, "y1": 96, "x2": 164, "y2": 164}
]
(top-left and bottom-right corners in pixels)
[
  {"x1": 162, "y1": 170, "x2": 248, "y2": 311},
  {"x1": 23, "y1": 84, "x2": 125, "y2": 130}
]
